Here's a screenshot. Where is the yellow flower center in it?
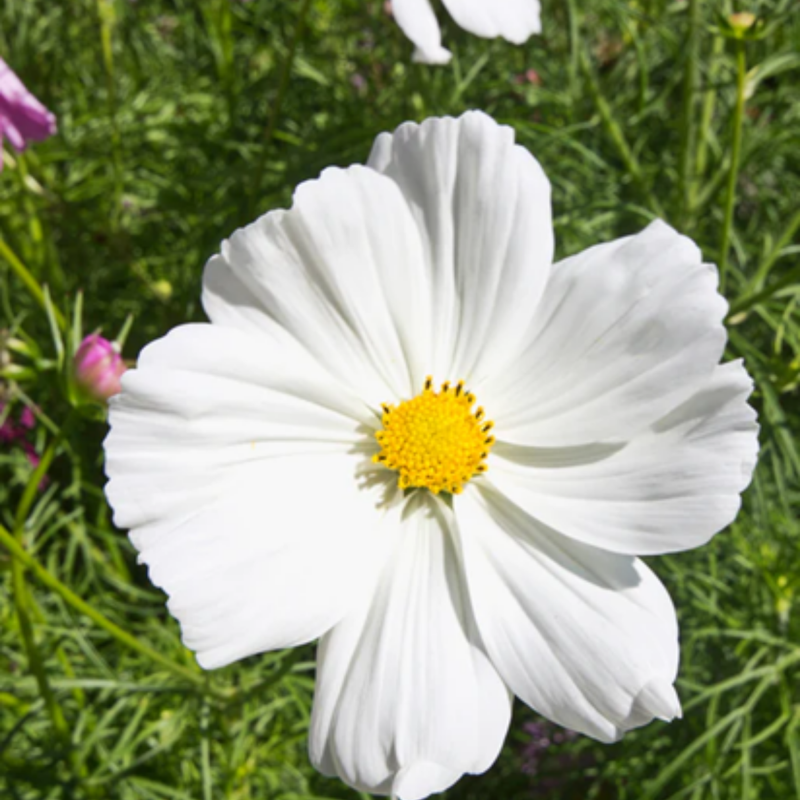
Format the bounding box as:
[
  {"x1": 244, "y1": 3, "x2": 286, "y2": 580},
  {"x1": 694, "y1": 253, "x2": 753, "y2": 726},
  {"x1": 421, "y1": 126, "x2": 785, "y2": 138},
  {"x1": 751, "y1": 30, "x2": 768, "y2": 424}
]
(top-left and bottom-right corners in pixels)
[{"x1": 373, "y1": 377, "x2": 495, "y2": 495}]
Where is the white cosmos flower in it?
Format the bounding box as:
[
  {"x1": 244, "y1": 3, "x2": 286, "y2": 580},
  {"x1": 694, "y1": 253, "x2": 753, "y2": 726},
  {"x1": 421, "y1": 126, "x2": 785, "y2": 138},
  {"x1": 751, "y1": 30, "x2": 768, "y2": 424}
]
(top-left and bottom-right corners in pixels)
[
  {"x1": 104, "y1": 111, "x2": 758, "y2": 800},
  {"x1": 391, "y1": 0, "x2": 541, "y2": 64}
]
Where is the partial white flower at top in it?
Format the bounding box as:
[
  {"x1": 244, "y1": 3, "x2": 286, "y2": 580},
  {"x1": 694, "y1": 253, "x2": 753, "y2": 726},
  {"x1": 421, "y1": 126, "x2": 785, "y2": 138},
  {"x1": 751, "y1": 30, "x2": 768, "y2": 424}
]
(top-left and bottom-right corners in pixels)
[
  {"x1": 103, "y1": 111, "x2": 759, "y2": 800},
  {"x1": 390, "y1": 0, "x2": 542, "y2": 64}
]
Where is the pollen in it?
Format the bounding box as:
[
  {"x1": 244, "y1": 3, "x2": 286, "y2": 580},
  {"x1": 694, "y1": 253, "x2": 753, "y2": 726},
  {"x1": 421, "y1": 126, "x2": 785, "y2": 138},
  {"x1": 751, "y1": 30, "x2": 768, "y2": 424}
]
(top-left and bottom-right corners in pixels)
[{"x1": 372, "y1": 377, "x2": 495, "y2": 495}]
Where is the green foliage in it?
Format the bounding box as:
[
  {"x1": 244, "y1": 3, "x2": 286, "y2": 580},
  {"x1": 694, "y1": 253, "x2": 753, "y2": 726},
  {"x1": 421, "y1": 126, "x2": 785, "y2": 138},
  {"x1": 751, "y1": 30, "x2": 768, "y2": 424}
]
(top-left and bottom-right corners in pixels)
[{"x1": 1, "y1": 0, "x2": 799, "y2": 798}]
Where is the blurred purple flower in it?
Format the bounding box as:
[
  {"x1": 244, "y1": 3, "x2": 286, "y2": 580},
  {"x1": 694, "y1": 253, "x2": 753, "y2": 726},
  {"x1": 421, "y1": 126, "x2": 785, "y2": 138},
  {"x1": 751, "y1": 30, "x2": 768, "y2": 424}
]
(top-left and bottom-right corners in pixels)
[
  {"x1": 0, "y1": 58, "x2": 57, "y2": 169},
  {"x1": 521, "y1": 720, "x2": 578, "y2": 776},
  {"x1": 19, "y1": 406, "x2": 35, "y2": 429},
  {"x1": 74, "y1": 334, "x2": 127, "y2": 404},
  {"x1": 1, "y1": 401, "x2": 45, "y2": 482}
]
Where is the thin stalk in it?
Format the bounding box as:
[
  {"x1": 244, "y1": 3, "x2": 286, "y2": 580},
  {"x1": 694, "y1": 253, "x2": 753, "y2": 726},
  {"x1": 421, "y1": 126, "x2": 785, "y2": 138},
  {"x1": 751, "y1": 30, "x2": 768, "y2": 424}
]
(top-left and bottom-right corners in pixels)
[
  {"x1": 14, "y1": 411, "x2": 77, "y2": 534},
  {"x1": 727, "y1": 263, "x2": 800, "y2": 318},
  {"x1": 97, "y1": 0, "x2": 123, "y2": 224},
  {"x1": 247, "y1": 0, "x2": 313, "y2": 217},
  {"x1": 579, "y1": 49, "x2": 665, "y2": 219},
  {"x1": 678, "y1": 0, "x2": 701, "y2": 226},
  {"x1": 718, "y1": 39, "x2": 747, "y2": 292},
  {"x1": 12, "y1": 559, "x2": 72, "y2": 751},
  {"x1": 11, "y1": 414, "x2": 82, "y2": 771},
  {"x1": 746, "y1": 208, "x2": 800, "y2": 294},
  {"x1": 0, "y1": 236, "x2": 67, "y2": 330},
  {"x1": 564, "y1": 0, "x2": 580, "y2": 118},
  {"x1": 204, "y1": 0, "x2": 236, "y2": 124},
  {"x1": 0, "y1": 522, "x2": 230, "y2": 699},
  {"x1": 14, "y1": 154, "x2": 46, "y2": 267},
  {"x1": 691, "y1": 33, "x2": 725, "y2": 211}
]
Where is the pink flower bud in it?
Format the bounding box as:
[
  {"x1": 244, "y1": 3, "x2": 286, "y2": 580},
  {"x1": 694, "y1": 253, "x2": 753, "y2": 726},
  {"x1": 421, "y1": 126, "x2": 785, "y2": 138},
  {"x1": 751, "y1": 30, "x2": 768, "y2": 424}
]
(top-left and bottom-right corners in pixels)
[
  {"x1": 74, "y1": 334, "x2": 127, "y2": 403},
  {"x1": 0, "y1": 58, "x2": 57, "y2": 170}
]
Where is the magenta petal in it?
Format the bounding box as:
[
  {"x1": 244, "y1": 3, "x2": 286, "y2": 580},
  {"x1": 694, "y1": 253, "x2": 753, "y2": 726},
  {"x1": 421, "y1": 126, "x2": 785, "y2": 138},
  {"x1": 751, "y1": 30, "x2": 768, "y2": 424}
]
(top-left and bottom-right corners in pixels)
[
  {"x1": 0, "y1": 58, "x2": 57, "y2": 161},
  {"x1": 74, "y1": 334, "x2": 127, "y2": 403}
]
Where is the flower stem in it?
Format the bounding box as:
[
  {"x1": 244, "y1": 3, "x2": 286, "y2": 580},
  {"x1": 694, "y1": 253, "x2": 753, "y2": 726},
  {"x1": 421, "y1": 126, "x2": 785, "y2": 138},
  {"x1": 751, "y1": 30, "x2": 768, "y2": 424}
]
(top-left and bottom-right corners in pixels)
[
  {"x1": 12, "y1": 558, "x2": 72, "y2": 750},
  {"x1": 579, "y1": 49, "x2": 666, "y2": 219},
  {"x1": 247, "y1": 0, "x2": 313, "y2": 218},
  {"x1": 690, "y1": 32, "x2": 724, "y2": 212},
  {"x1": 97, "y1": 0, "x2": 123, "y2": 226},
  {"x1": 11, "y1": 413, "x2": 83, "y2": 770},
  {"x1": 0, "y1": 521, "x2": 229, "y2": 699},
  {"x1": 564, "y1": 0, "x2": 580, "y2": 119},
  {"x1": 677, "y1": 0, "x2": 701, "y2": 227},
  {"x1": 727, "y1": 263, "x2": 800, "y2": 319},
  {"x1": 718, "y1": 39, "x2": 747, "y2": 293},
  {"x1": 14, "y1": 411, "x2": 77, "y2": 534},
  {"x1": 0, "y1": 236, "x2": 67, "y2": 330},
  {"x1": 747, "y1": 208, "x2": 800, "y2": 293}
]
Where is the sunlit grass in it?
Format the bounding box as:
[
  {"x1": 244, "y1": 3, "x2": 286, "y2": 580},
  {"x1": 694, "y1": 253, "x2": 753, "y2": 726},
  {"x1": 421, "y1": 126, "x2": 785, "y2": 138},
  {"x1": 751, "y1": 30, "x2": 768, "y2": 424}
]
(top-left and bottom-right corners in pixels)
[{"x1": 1, "y1": 0, "x2": 799, "y2": 798}]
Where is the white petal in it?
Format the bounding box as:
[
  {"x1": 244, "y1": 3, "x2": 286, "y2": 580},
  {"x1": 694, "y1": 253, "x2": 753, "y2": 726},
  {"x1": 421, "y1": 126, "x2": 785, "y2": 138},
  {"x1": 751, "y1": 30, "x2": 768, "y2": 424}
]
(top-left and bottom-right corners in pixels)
[
  {"x1": 489, "y1": 220, "x2": 728, "y2": 446},
  {"x1": 456, "y1": 484, "x2": 681, "y2": 743},
  {"x1": 489, "y1": 361, "x2": 758, "y2": 555},
  {"x1": 368, "y1": 111, "x2": 553, "y2": 385},
  {"x1": 392, "y1": 0, "x2": 453, "y2": 64},
  {"x1": 310, "y1": 493, "x2": 511, "y2": 799},
  {"x1": 441, "y1": 0, "x2": 541, "y2": 44},
  {"x1": 105, "y1": 324, "x2": 394, "y2": 669},
  {"x1": 203, "y1": 165, "x2": 433, "y2": 408}
]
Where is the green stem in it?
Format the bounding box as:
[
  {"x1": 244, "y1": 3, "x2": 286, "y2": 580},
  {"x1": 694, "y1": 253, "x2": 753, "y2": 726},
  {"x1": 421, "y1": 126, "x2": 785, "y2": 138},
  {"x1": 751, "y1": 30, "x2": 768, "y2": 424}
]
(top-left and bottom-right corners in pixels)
[
  {"x1": 727, "y1": 263, "x2": 800, "y2": 319},
  {"x1": 0, "y1": 236, "x2": 67, "y2": 330},
  {"x1": 718, "y1": 39, "x2": 747, "y2": 292},
  {"x1": 564, "y1": 0, "x2": 580, "y2": 119},
  {"x1": 579, "y1": 49, "x2": 665, "y2": 219},
  {"x1": 677, "y1": 0, "x2": 701, "y2": 226},
  {"x1": 0, "y1": 521, "x2": 229, "y2": 699},
  {"x1": 12, "y1": 559, "x2": 72, "y2": 751},
  {"x1": 745, "y1": 208, "x2": 800, "y2": 294},
  {"x1": 11, "y1": 413, "x2": 83, "y2": 771},
  {"x1": 17, "y1": 153, "x2": 65, "y2": 294},
  {"x1": 14, "y1": 154, "x2": 46, "y2": 266},
  {"x1": 247, "y1": 0, "x2": 313, "y2": 217},
  {"x1": 97, "y1": 0, "x2": 123, "y2": 224},
  {"x1": 14, "y1": 411, "x2": 77, "y2": 534},
  {"x1": 691, "y1": 32, "x2": 724, "y2": 211}
]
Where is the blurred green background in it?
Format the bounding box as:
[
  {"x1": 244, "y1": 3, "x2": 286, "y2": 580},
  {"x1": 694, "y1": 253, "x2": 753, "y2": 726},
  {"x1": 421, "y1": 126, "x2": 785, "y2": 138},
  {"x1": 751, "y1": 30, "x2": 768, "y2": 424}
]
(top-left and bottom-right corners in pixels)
[{"x1": 1, "y1": 0, "x2": 799, "y2": 798}]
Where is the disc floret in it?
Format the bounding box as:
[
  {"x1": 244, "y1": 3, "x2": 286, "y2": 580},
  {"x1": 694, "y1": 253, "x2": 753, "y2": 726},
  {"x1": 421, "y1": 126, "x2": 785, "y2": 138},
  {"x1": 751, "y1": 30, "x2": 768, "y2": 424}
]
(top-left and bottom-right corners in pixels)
[{"x1": 373, "y1": 377, "x2": 495, "y2": 495}]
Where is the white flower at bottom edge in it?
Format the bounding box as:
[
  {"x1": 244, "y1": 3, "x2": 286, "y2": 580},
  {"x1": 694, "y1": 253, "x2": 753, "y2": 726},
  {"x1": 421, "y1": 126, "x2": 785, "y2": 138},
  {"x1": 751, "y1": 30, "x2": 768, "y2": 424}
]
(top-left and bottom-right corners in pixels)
[
  {"x1": 103, "y1": 111, "x2": 759, "y2": 800},
  {"x1": 390, "y1": 0, "x2": 542, "y2": 64}
]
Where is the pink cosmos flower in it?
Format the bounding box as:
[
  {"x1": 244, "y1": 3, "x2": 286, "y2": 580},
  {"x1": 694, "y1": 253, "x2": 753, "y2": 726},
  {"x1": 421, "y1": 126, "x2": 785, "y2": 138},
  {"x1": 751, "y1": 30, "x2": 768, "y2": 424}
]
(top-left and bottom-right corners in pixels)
[
  {"x1": 0, "y1": 57, "x2": 57, "y2": 169},
  {"x1": 74, "y1": 334, "x2": 127, "y2": 404}
]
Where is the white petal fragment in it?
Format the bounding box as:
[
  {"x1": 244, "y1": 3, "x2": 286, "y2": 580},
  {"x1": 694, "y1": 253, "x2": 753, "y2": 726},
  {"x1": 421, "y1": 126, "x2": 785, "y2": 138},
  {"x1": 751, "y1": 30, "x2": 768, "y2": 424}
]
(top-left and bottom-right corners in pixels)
[
  {"x1": 490, "y1": 360, "x2": 758, "y2": 555},
  {"x1": 368, "y1": 111, "x2": 554, "y2": 385},
  {"x1": 105, "y1": 324, "x2": 392, "y2": 669},
  {"x1": 490, "y1": 220, "x2": 729, "y2": 446},
  {"x1": 310, "y1": 494, "x2": 511, "y2": 799},
  {"x1": 203, "y1": 165, "x2": 433, "y2": 408},
  {"x1": 392, "y1": 0, "x2": 453, "y2": 64},
  {"x1": 457, "y1": 485, "x2": 681, "y2": 743},
  {"x1": 441, "y1": 0, "x2": 541, "y2": 44}
]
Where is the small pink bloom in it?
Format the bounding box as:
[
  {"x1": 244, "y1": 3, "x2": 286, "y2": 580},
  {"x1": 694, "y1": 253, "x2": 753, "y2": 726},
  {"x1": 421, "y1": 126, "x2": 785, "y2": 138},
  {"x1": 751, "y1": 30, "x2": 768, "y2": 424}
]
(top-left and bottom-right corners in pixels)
[
  {"x1": 0, "y1": 58, "x2": 56, "y2": 169},
  {"x1": 74, "y1": 334, "x2": 127, "y2": 404}
]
